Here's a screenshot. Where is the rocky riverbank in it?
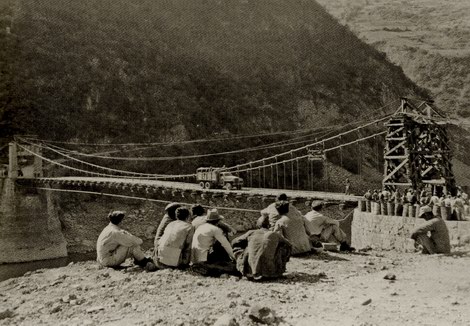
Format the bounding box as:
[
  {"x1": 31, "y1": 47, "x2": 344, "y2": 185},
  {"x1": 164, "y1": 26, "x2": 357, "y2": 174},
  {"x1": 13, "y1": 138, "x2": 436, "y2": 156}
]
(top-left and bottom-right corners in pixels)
[{"x1": 1, "y1": 247, "x2": 470, "y2": 325}]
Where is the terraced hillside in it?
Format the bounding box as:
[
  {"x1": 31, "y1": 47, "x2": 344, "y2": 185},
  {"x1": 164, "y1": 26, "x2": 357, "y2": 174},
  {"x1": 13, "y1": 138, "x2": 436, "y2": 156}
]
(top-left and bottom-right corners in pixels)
[{"x1": 317, "y1": 0, "x2": 470, "y2": 120}]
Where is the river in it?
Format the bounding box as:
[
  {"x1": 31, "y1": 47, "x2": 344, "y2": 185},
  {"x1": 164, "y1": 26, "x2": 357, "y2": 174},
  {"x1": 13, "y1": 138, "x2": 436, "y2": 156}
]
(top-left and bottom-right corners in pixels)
[{"x1": 0, "y1": 252, "x2": 96, "y2": 282}]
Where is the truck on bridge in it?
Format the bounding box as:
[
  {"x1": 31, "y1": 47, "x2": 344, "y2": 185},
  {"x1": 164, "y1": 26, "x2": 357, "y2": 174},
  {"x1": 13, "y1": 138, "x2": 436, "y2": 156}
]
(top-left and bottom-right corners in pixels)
[{"x1": 196, "y1": 167, "x2": 243, "y2": 190}]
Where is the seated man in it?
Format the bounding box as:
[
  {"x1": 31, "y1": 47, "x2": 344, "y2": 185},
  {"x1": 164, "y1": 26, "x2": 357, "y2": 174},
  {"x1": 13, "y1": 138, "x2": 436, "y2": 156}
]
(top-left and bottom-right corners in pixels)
[
  {"x1": 191, "y1": 204, "x2": 207, "y2": 228},
  {"x1": 191, "y1": 204, "x2": 236, "y2": 236},
  {"x1": 261, "y1": 193, "x2": 303, "y2": 230},
  {"x1": 96, "y1": 211, "x2": 153, "y2": 269},
  {"x1": 411, "y1": 206, "x2": 451, "y2": 254},
  {"x1": 304, "y1": 201, "x2": 353, "y2": 251},
  {"x1": 155, "y1": 207, "x2": 194, "y2": 269},
  {"x1": 273, "y1": 200, "x2": 312, "y2": 255},
  {"x1": 191, "y1": 209, "x2": 236, "y2": 276},
  {"x1": 154, "y1": 202, "x2": 181, "y2": 247},
  {"x1": 232, "y1": 214, "x2": 292, "y2": 281}
]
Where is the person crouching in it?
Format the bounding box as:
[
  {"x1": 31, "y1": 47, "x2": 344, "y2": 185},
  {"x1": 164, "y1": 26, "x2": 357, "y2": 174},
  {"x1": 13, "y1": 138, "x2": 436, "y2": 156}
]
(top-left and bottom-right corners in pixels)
[
  {"x1": 155, "y1": 207, "x2": 194, "y2": 269},
  {"x1": 96, "y1": 211, "x2": 154, "y2": 269},
  {"x1": 411, "y1": 206, "x2": 451, "y2": 254},
  {"x1": 231, "y1": 214, "x2": 292, "y2": 281}
]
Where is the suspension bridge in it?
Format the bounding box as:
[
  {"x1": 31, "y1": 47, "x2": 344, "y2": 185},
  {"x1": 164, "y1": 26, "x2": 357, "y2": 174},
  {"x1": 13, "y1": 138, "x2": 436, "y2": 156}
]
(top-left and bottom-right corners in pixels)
[
  {"x1": 0, "y1": 98, "x2": 458, "y2": 263},
  {"x1": 4, "y1": 98, "x2": 456, "y2": 205}
]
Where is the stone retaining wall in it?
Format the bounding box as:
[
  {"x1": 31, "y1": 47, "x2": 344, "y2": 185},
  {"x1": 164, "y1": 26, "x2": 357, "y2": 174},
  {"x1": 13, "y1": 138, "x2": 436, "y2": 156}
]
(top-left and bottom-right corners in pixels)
[
  {"x1": 352, "y1": 209, "x2": 470, "y2": 252},
  {"x1": 0, "y1": 178, "x2": 67, "y2": 263}
]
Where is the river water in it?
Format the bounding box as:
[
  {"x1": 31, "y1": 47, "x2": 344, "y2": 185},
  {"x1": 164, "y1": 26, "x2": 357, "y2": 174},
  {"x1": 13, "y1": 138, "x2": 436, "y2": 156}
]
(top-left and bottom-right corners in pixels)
[{"x1": 0, "y1": 252, "x2": 96, "y2": 282}]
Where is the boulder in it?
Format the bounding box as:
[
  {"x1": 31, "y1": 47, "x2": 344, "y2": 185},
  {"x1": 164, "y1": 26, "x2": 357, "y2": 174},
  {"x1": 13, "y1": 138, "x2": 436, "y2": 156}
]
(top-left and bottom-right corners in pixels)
[
  {"x1": 213, "y1": 314, "x2": 239, "y2": 326},
  {"x1": 248, "y1": 305, "x2": 276, "y2": 324}
]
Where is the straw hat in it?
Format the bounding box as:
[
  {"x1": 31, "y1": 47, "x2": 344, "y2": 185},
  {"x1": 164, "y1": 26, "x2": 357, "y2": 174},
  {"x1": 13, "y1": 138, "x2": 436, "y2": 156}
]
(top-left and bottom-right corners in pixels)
[{"x1": 206, "y1": 209, "x2": 224, "y2": 222}]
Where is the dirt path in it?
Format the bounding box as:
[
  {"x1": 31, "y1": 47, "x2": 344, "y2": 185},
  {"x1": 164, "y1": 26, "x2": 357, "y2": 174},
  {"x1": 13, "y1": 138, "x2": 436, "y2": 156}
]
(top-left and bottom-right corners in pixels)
[{"x1": 1, "y1": 249, "x2": 469, "y2": 326}]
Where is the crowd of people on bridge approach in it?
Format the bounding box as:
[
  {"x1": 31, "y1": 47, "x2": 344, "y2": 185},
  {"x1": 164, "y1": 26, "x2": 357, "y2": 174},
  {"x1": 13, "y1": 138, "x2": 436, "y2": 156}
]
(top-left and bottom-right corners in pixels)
[
  {"x1": 96, "y1": 194, "x2": 355, "y2": 281},
  {"x1": 363, "y1": 187, "x2": 469, "y2": 221},
  {"x1": 362, "y1": 187, "x2": 464, "y2": 255}
]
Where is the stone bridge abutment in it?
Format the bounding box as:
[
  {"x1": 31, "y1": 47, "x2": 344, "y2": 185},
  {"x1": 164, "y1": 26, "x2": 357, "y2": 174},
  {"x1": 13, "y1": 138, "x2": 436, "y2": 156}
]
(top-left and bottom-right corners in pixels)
[{"x1": 0, "y1": 177, "x2": 67, "y2": 263}]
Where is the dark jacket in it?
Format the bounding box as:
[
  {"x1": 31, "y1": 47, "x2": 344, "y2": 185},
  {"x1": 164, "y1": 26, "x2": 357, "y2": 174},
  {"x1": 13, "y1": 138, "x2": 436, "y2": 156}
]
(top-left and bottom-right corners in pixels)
[
  {"x1": 232, "y1": 229, "x2": 292, "y2": 279},
  {"x1": 411, "y1": 218, "x2": 451, "y2": 254}
]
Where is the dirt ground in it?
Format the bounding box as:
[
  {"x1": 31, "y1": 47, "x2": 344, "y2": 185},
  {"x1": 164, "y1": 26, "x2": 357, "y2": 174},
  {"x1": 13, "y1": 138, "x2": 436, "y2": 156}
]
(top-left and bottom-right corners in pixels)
[{"x1": 1, "y1": 246, "x2": 470, "y2": 326}]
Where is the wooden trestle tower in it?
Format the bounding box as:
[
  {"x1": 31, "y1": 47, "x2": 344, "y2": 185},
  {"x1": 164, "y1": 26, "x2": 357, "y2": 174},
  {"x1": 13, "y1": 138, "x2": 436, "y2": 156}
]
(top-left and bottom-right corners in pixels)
[{"x1": 383, "y1": 98, "x2": 456, "y2": 195}]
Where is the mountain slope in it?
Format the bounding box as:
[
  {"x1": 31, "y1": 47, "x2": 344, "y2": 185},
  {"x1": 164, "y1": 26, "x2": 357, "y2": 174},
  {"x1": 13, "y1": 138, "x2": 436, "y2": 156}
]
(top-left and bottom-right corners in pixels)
[
  {"x1": 316, "y1": 0, "x2": 470, "y2": 120},
  {"x1": 0, "y1": 0, "x2": 425, "y2": 143}
]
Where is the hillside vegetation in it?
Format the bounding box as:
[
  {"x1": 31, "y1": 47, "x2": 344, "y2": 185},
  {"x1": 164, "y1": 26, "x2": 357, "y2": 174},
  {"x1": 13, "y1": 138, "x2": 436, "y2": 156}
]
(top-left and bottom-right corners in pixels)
[
  {"x1": 317, "y1": 0, "x2": 470, "y2": 120},
  {"x1": 3, "y1": 0, "x2": 469, "y2": 189},
  {"x1": 0, "y1": 0, "x2": 424, "y2": 143}
]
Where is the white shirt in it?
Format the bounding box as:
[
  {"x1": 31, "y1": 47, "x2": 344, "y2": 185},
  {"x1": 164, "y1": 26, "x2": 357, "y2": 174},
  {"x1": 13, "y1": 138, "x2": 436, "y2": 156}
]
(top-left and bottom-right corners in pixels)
[
  {"x1": 191, "y1": 223, "x2": 234, "y2": 263},
  {"x1": 96, "y1": 223, "x2": 143, "y2": 264},
  {"x1": 304, "y1": 210, "x2": 339, "y2": 236}
]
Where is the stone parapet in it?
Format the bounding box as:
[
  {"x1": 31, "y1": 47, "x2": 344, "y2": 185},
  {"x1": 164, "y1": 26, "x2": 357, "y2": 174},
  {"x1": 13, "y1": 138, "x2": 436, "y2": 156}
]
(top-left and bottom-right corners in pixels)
[{"x1": 352, "y1": 209, "x2": 470, "y2": 252}]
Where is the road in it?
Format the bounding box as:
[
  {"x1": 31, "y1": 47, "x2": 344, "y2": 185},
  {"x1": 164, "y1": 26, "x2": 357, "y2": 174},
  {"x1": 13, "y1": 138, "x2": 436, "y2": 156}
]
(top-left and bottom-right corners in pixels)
[{"x1": 35, "y1": 176, "x2": 362, "y2": 202}]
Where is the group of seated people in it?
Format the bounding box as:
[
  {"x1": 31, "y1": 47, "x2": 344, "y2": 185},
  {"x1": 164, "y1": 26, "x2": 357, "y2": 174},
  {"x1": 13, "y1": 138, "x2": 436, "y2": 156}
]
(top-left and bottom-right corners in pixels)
[{"x1": 96, "y1": 194, "x2": 355, "y2": 281}]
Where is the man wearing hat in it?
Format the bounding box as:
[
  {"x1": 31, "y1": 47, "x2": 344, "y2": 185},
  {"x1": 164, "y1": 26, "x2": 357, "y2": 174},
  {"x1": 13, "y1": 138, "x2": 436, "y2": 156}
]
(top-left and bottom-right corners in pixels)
[
  {"x1": 304, "y1": 201, "x2": 353, "y2": 251},
  {"x1": 96, "y1": 211, "x2": 153, "y2": 268},
  {"x1": 191, "y1": 209, "x2": 235, "y2": 270},
  {"x1": 411, "y1": 205, "x2": 450, "y2": 254},
  {"x1": 191, "y1": 204, "x2": 237, "y2": 236}
]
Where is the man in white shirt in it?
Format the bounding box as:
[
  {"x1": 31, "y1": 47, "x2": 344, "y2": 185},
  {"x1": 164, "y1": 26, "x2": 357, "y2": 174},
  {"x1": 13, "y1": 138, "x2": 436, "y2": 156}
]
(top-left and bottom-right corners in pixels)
[
  {"x1": 155, "y1": 207, "x2": 194, "y2": 268},
  {"x1": 304, "y1": 201, "x2": 353, "y2": 251},
  {"x1": 96, "y1": 211, "x2": 153, "y2": 269},
  {"x1": 191, "y1": 209, "x2": 235, "y2": 264}
]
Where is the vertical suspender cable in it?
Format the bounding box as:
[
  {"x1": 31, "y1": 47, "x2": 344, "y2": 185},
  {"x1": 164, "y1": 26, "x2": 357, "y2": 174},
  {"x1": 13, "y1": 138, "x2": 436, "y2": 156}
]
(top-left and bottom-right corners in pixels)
[
  {"x1": 340, "y1": 135, "x2": 343, "y2": 169},
  {"x1": 296, "y1": 158, "x2": 299, "y2": 190},
  {"x1": 376, "y1": 134, "x2": 380, "y2": 171},
  {"x1": 262, "y1": 160, "x2": 266, "y2": 188},
  {"x1": 258, "y1": 166, "x2": 262, "y2": 188},
  {"x1": 275, "y1": 157, "x2": 279, "y2": 189},
  {"x1": 307, "y1": 156, "x2": 311, "y2": 191},
  {"x1": 270, "y1": 163, "x2": 274, "y2": 189},
  {"x1": 283, "y1": 161, "x2": 286, "y2": 189},
  {"x1": 311, "y1": 158, "x2": 314, "y2": 190},
  {"x1": 357, "y1": 131, "x2": 361, "y2": 176},
  {"x1": 290, "y1": 152, "x2": 294, "y2": 190},
  {"x1": 249, "y1": 163, "x2": 253, "y2": 188}
]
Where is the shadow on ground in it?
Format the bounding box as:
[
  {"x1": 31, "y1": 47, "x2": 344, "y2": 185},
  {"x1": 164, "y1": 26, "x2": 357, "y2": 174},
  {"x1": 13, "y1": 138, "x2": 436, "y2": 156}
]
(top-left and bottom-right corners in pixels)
[
  {"x1": 295, "y1": 252, "x2": 350, "y2": 262},
  {"x1": 279, "y1": 271, "x2": 329, "y2": 284},
  {"x1": 445, "y1": 250, "x2": 470, "y2": 257}
]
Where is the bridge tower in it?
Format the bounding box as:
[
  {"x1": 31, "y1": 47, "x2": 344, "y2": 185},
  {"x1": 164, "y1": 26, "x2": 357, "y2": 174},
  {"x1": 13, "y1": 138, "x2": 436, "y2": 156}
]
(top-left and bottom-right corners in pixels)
[{"x1": 383, "y1": 98, "x2": 456, "y2": 195}]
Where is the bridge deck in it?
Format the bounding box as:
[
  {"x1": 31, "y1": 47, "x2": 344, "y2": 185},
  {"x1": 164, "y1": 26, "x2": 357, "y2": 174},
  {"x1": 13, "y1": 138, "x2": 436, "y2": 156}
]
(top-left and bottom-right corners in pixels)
[{"x1": 35, "y1": 177, "x2": 362, "y2": 202}]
